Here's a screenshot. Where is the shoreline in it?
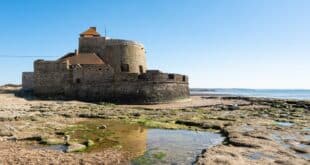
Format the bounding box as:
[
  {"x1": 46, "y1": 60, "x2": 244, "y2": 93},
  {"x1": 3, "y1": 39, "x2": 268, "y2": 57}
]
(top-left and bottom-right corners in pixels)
[
  {"x1": 191, "y1": 92, "x2": 310, "y2": 102},
  {"x1": 0, "y1": 85, "x2": 309, "y2": 164}
]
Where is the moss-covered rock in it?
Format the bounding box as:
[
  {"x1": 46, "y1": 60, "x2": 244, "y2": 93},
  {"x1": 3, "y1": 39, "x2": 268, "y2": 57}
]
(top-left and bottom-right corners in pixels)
[
  {"x1": 65, "y1": 143, "x2": 87, "y2": 153},
  {"x1": 85, "y1": 139, "x2": 95, "y2": 147}
]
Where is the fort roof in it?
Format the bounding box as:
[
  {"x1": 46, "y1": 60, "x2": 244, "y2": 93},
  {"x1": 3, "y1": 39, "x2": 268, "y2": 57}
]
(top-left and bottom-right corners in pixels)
[
  {"x1": 58, "y1": 53, "x2": 104, "y2": 65},
  {"x1": 80, "y1": 27, "x2": 101, "y2": 37}
]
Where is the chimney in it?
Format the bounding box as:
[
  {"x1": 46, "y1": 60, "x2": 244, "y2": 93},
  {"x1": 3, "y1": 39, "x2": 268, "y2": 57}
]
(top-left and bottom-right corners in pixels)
[
  {"x1": 66, "y1": 59, "x2": 70, "y2": 69},
  {"x1": 90, "y1": 27, "x2": 96, "y2": 31}
]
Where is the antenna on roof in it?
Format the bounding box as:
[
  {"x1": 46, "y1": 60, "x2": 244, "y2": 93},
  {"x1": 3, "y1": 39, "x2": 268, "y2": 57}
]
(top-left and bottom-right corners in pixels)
[{"x1": 104, "y1": 26, "x2": 107, "y2": 37}]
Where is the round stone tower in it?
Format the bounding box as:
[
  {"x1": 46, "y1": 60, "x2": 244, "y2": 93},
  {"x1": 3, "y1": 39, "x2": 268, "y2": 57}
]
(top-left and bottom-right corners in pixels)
[
  {"x1": 103, "y1": 39, "x2": 147, "y2": 74},
  {"x1": 78, "y1": 27, "x2": 147, "y2": 74}
]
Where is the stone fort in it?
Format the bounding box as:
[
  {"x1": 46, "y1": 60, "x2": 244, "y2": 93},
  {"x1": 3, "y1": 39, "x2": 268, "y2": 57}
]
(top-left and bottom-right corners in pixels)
[{"x1": 22, "y1": 27, "x2": 189, "y2": 103}]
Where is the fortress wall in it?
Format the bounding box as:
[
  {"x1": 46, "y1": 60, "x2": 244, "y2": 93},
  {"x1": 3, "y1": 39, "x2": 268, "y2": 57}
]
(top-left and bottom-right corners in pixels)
[
  {"x1": 120, "y1": 44, "x2": 147, "y2": 73},
  {"x1": 137, "y1": 71, "x2": 189, "y2": 83},
  {"x1": 78, "y1": 37, "x2": 106, "y2": 55},
  {"x1": 22, "y1": 72, "x2": 34, "y2": 89},
  {"x1": 102, "y1": 45, "x2": 122, "y2": 72},
  {"x1": 64, "y1": 80, "x2": 189, "y2": 103},
  {"x1": 28, "y1": 27, "x2": 190, "y2": 103},
  {"x1": 106, "y1": 39, "x2": 143, "y2": 47},
  {"x1": 129, "y1": 81, "x2": 189, "y2": 103},
  {"x1": 112, "y1": 71, "x2": 188, "y2": 83},
  {"x1": 32, "y1": 61, "x2": 189, "y2": 102},
  {"x1": 114, "y1": 72, "x2": 140, "y2": 81},
  {"x1": 102, "y1": 40, "x2": 147, "y2": 74},
  {"x1": 34, "y1": 60, "x2": 68, "y2": 72},
  {"x1": 78, "y1": 37, "x2": 147, "y2": 74},
  {"x1": 33, "y1": 61, "x2": 69, "y2": 96},
  {"x1": 71, "y1": 64, "x2": 114, "y2": 84},
  {"x1": 63, "y1": 69, "x2": 189, "y2": 103}
]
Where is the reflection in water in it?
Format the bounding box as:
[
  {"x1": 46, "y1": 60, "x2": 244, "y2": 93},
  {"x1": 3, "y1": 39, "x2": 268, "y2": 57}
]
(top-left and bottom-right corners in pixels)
[
  {"x1": 43, "y1": 120, "x2": 224, "y2": 164},
  {"x1": 65, "y1": 120, "x2": 147, "y2": 158}
]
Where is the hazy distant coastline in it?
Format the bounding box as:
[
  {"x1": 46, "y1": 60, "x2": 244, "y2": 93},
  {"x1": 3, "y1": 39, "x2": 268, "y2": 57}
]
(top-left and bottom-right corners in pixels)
[{"x1": 190, "y1": 88, "x2": 310, "y2": 100}]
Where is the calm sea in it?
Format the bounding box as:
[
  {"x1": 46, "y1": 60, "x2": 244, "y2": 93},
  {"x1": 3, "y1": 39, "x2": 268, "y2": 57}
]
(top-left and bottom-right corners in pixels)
[{"x1": 190, "y1": 88, "x2": 310, "y2": 100}]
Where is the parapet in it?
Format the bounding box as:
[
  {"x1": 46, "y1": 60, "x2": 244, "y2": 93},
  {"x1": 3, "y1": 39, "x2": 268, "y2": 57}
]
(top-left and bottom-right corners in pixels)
[
  {"x1": 22, "y1": 72, "x2": 34, "y2": 90},
  {"x1": 34, "y1": 60, "x2": 68, "y2": 72},
  {"x1": 106, "y1": 39, "x2": 144, "y2": 48},
  {"x1": 137, "y1": 70, "x2": 188, "y2": 83},
  {"x1": 111, "y1": 70, "x2": 188, "y2": 84}
]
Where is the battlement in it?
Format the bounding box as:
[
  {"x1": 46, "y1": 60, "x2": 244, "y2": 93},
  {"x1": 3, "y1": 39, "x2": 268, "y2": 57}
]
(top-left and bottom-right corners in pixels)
[
  {"x1": 137, "y1": 70, "x2": 188, "y2": 83},
  {"x1": 111, "y1": 70, "x2": 188, "y2": 83},
  {"x1": 22, "y1": 72, "x2": 34, "y2": 90},
  {"x1": 34, "y1": 60, "x2": 68, "y2": 72},
  {"x1": 106, "y1": 39, "x2": 144, "y2": 48}
]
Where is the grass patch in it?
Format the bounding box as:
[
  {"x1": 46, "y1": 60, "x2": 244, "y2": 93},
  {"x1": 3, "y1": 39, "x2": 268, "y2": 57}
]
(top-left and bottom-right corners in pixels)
[
  {"x1": 132, "y1": 151, "x2": 166, "y2": 165},
  {"x1": 128, "y1": 118, "x2": 188, "y2": 129},
  {"x1": 152, "y1": 152, "x2": 166, "y2": 160}
]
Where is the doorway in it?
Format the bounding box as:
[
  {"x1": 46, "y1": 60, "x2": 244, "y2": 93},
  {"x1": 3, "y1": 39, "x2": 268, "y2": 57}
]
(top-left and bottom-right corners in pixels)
[{"x1": 139, "y1": 65, "x2": 143, "y2": 73}]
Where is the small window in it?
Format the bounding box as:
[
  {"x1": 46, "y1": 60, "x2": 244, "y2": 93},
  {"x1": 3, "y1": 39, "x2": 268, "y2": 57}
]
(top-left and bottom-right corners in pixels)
[
  {"x1": 168, "y1": 74, "x2": 175, "y2": 80},
  {"x1": 139, "y1": 65, "x2": 143, "y2": 73},
  {"x1": 76, "y1": 78, "x2": 81, "y2": 84},
  {"x1": 182, "y1": 76, "x2": 186, "y2": 82},
  {"x1": 121, "y1": 64, "x2": 129, "y2": 72},
  {"x1": 98, "y1": 68, "x2": 102, "y2": 71},
  {"x1": 138, "y1": 74, "x2": 147, "y2": 80}
]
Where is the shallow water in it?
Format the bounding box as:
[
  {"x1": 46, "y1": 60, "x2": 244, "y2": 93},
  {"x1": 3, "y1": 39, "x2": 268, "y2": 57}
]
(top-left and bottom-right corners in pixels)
[
  {"x1": 274, "y1": 121, "x2": 294, "y2": 127},
  {"x1": 247, "y1": 152, "x2": 275, "y2": 160},
  {"x1": 45, "y1": 144, "x2": 67, "y2": 152},
  {"x1": 295, "y1": 144, "x2": 310, "y2": 160},
  {"x1": 64, "y1": 120, "x2": 147, "y2": 157},
  {"x1": 271, "y1": 132, "x2": 310, "y2": 160},
  {"x1": 132, "y1": 129, "x2": 224, "y2": 165},
  {"x1": 41, "y1": 120, "x2": 224, "y2": 164},
  {"x1": 303, "y1": 128, "x2": 310, "y2": 131}
]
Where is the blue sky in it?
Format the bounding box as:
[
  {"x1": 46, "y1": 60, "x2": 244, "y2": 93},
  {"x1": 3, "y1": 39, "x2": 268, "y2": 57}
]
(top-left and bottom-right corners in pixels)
[{"x1": 0, "y1": 0, "x2": 309, "y2": 89}]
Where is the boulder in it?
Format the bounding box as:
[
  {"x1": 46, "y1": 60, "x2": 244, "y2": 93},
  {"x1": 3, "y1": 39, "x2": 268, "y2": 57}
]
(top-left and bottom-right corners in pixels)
[
  {"x1": 85, "y1": 139, "x2": 95, "y2": 147},
  {"x1": 0, "y1": 129, "x2": 13, "y2": 136},
  {"x1": 97, "y1": 125, "x2": 107, "y2": 129},
  {"x1": 227, "y1": 104, "x2": 239, "y2": 111},
  {"x1": 64, "y1": 135, "x2": 70, "y2": 144},
  {"x1": 290, "y1": 145, "x2": 310, "y2": 154},
  {"x1": 65, "y1": 143, "x2": 87, "y2": 153}
]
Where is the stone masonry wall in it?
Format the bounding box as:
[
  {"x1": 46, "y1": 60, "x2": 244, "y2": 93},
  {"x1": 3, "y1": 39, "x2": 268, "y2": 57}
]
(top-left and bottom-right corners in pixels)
[
  {"x1": 78, "y1": 36, "x2": 147, "y2": 74},
  {"x1": 32, "y1": 60, "x2": 189, "y2": 103},
  {"x1": 78, "y1": 37, "x2": 106, "y2": 56},
  {"x1": 64, "y1": 81, "x2": 189, "y2": 103},
  {"x1": 101, "y1": 42, "x2": 147, "y2": 74},
  {"x1": 22, "y1": 72, "x2": 34, "y2": 90},
  {"x1": 33, "y1": 60, "x2": 69, "y2": 96},
  {"x1": 71, "y1": 64, "x2": 114, "y2": 84},
  {"x1": 64, "y1": 69, "x2": 189, "y2": 103}
]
